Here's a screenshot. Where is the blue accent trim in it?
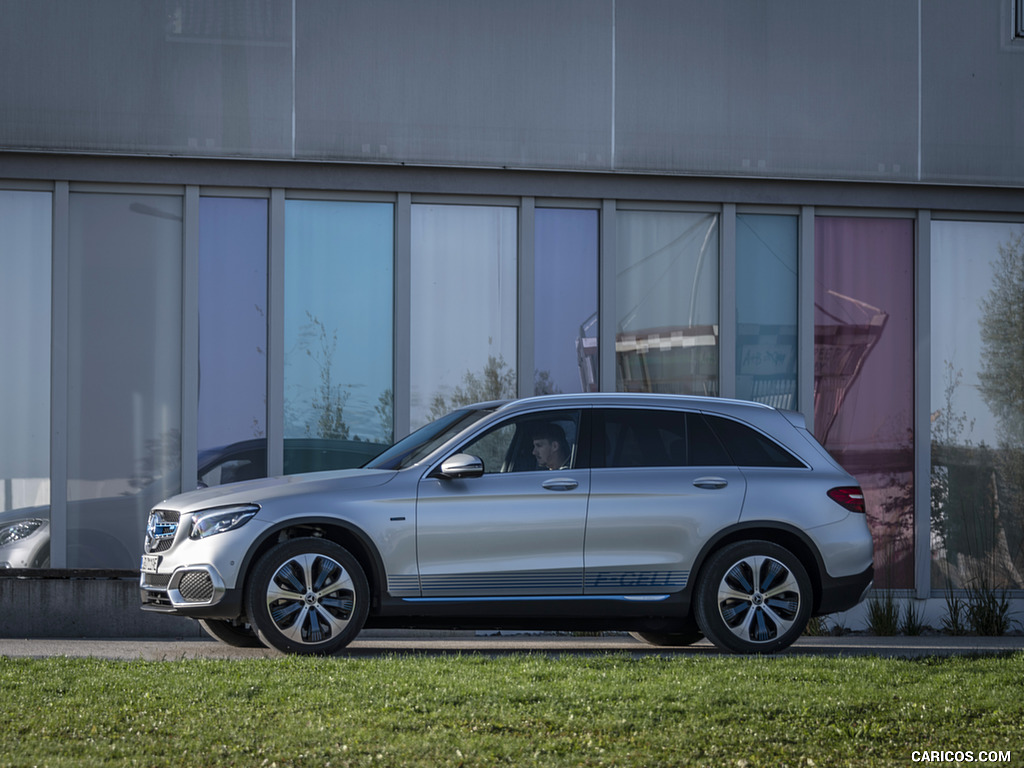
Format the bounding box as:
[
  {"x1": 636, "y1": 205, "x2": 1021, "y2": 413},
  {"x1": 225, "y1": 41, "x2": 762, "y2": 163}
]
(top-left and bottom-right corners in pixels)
[{"x1": 400, "y1": 594, "x2": 672, "y2": 604}]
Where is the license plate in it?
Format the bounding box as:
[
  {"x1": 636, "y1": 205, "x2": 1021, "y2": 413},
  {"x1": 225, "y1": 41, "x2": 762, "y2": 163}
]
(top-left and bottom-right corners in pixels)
[{"x1": 140, "y1": 554, "x2": 161, "y2": 573}]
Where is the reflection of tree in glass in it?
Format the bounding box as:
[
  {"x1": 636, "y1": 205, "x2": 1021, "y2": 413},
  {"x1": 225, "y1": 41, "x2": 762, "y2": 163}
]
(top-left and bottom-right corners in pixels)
[
  {"x1": 428, "y1": 355, "x2": 516, "y2": 421},
  {"x1": 133, "y1": 429, "x2": 182, "y2": 491},
  {"x1": 376, "y1": 389, "x2": 394, "y2": 443},
  {"x1": 978, "y1": 232, "x2": 1024, "y2": 450},
  {"x1": 533, "y1": 369, "x2": 562, "y2": 397},
  {"x1": 975, "y1": 232, "x2": 1024, "y2": 586},
  {"x1": 299, "y1": 312, "x2": 349, "y2": 440}
]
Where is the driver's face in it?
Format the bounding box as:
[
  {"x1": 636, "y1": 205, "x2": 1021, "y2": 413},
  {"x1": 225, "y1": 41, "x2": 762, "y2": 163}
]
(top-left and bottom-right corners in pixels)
[{"x1": 532, "y1": 438, "x2": 557, "y2": 469}]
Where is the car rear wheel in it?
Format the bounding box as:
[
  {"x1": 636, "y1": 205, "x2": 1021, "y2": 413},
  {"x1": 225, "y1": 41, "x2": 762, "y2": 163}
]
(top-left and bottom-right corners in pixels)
[
  {"x1": 198, "y1": 618, "x2": 264, "y2": 648},
  {"x1": 695, "y1": 540, "x2": 811, "y2": 654},
  {"x1": 245, "y1": 538, "x2": 369, "y2": 655}
]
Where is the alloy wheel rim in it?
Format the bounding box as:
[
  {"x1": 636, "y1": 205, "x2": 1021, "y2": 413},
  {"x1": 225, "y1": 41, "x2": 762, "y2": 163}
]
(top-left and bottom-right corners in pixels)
[
  {"x1": 716, "y1": 555, "x2": 800, "y2": 644},
  {"x1": 265, "y1": 553, "x2": 355, "y2": 645}
]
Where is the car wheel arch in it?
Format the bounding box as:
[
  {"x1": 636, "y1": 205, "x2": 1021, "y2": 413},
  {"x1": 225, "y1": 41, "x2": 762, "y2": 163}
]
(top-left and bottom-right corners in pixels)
[
  {"x1": 688, "y1": 521, "x2": 826, "y2": 616},
  {"x1": 236, "y1": 517, "x2": 387, "y2": 613}
]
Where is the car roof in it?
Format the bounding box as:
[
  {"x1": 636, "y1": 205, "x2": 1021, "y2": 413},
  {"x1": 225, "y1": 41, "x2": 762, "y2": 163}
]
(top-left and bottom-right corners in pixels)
[{"x1": 490, "y1": 392, "x2": 777, "y2": 415}]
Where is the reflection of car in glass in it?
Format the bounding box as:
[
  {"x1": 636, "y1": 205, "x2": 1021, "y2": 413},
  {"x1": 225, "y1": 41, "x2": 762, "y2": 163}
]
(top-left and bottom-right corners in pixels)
[
  {"x1": 0, "y1": 439, "x2": 386, "y2": 569},
  {"x1": 140, "y1": 394, "x2": 874, "y2": 655}
]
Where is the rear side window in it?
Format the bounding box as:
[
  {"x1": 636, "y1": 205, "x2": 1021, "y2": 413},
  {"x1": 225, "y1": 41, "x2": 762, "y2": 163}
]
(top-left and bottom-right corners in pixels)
[
  {"x1": 593, "y1": 409, "x2": 732, "y2": 468},
  {"x1": 702, "y1": 414, "x2": 805, "y2": 468}
]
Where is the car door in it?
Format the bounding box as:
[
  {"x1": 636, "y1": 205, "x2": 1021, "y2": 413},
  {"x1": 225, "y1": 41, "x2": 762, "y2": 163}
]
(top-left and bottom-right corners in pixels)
[
  {"x1": 415, "y1": 409, "x2": 589, "y2": 597},
  {"x1": 584, "y1": 407, "x2": 746, "y2": 595}
]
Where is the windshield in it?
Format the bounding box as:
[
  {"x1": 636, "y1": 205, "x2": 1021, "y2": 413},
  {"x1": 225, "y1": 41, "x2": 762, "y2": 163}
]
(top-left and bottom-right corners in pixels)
[{"x1": 365, "y1": 407, "x2": 495, "y2": 470}]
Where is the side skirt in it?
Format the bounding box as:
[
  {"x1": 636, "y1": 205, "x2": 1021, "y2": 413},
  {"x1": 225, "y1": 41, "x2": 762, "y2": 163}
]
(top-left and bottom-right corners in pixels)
[{"x1": 365, "y1": 592, "x2": 692, "y2": 633}]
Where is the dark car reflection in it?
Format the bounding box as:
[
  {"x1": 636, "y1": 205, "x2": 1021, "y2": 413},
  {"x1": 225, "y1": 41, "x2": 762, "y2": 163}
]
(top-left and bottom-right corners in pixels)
[{"x1": 0, "y1": 439, "x2": 387, "y2": 570}]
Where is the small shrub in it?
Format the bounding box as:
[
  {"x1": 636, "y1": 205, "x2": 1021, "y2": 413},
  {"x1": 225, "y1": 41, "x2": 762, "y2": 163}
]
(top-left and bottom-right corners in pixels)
[
  {"x1": 803, "y1": 616, "x2": 829, "y2": 636},
  {"x1": 941, "y1": 589, "x2": 970, "y2": 636},
  {"x1": 900, "y1": 600, "x2": 926, "y2": 635},
  {"x1": 866, "y1": 591, "x2": 900, "y2": 636},
  {"x1": 966, "y1": 578, "x2": 1011, "y2": 636}
]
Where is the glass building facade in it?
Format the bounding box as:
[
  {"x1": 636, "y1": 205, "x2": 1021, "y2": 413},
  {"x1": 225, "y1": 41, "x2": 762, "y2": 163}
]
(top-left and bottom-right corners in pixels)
[
  {"x1": 2, "y1": 183, "x2": 1021, "y2": 595},
  {"x1": 1, "y1": 2, "x2": 1023, "y2": 610}
]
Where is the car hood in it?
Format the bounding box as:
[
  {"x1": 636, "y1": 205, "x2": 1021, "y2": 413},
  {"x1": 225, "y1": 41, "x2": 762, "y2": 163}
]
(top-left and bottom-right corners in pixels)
[{"x1": 154, "y1": 468, "x2": 399, "y2": 515}]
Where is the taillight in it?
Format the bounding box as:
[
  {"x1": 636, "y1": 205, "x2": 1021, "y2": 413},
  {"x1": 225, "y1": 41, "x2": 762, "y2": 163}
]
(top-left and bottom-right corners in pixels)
[{"x1": 828, "y1": 486, "x2": 865, "y2": 514}]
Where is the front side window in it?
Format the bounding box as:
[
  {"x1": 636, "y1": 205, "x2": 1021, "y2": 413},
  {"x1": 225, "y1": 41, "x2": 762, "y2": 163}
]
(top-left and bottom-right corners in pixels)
[{"x1": 459, "y1": 411, "x2": 582, "y2": 474}]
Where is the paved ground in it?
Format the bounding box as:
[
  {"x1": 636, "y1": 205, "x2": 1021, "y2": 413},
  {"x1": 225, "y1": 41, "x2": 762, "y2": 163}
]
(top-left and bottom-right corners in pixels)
[{"x1": 2, "y1": 632, "x2": 1022, "y2": 660}]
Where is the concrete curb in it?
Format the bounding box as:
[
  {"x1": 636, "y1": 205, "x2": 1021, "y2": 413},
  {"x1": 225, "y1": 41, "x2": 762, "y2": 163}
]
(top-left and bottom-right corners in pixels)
[{"x1": 1, "y1": 633, "x2": 1022, "y2": 661}]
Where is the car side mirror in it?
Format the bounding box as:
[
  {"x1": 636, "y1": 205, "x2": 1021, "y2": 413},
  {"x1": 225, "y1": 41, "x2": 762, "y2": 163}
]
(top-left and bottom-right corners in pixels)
[{"x1": 438, "y1": 453, "x2": 485, "y2": 479}]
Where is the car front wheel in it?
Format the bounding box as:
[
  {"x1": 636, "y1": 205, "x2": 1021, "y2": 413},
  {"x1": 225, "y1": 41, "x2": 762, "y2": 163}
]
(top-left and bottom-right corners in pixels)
[
  {"x1": 245, "y1": 538, "x2": 369, "y2": 655},
  {"x1": 695, "y1": 540, "x2": 811, "y2": 654}
]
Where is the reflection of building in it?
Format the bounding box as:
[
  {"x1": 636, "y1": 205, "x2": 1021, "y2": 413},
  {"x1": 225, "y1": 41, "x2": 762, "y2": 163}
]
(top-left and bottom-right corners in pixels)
[
  {"x1": 615, "y1": 326, "x2": 719, "y2": 397},
  {"x1": 813, "y1": 291, "x2": 888, "y2": 445}
]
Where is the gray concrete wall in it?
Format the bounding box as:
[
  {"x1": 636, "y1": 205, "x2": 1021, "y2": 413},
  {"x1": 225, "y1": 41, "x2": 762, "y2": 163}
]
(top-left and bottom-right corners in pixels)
[
  {"x1": 1, "y1": 1, "x2": 1022, "y2": 186},
  {"x1": 0, "y1": 575, "x2": 203, "y2": 638}
]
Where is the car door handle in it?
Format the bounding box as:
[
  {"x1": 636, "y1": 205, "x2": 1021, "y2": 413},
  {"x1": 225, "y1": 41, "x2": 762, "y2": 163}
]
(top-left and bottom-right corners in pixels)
[
  {"x1": 542, "y1": 478, "x2": 579, "y2": 492},
  {"x1": 693, "y1": 477, "x2": 728, "y2": 490}
]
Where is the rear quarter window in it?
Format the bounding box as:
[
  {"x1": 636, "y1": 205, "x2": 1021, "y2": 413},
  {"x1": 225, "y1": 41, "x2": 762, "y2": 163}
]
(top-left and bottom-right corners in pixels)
[{"x1": 701, "y1": 414, "x2": 805, "y2": 468}]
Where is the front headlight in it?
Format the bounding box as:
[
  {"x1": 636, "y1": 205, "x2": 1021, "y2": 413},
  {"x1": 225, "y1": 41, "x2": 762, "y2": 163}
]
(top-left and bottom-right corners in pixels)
[
  {"x1": 0, "y1": 519, "x2": 46, "y2": 547},
  {"x1": 189, "y1": 505, "x2": 260, "y2": 540}
]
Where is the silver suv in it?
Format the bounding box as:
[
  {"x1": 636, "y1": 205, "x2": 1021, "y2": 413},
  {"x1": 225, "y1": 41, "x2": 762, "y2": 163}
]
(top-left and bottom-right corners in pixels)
[{"x1": 140, "y1": 394, "x2": 873, "y2": 655}]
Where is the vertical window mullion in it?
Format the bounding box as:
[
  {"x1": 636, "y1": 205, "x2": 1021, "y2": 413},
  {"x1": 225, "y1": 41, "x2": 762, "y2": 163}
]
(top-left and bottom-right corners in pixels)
[
  {"x1": 181, "y1": 186, "x2": 199, "y2": 495},
  {"x1": 266, "y1": 189, "x2": 286, "y2": 478}
]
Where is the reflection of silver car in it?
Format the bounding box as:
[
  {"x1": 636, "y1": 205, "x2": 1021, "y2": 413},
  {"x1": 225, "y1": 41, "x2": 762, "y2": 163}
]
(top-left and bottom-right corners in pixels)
[
  {"x1": 0, "y1": 439, "x2": 385, "y2": 570},
  {"x1": 140, "y1": 394, "x2": 874, "y2": 655}
]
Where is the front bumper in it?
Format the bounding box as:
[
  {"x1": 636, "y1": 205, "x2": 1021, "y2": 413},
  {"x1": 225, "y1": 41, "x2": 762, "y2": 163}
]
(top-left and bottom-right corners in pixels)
[{"x1": 140, "y1": 564, "x2": 245, "y2": 619}]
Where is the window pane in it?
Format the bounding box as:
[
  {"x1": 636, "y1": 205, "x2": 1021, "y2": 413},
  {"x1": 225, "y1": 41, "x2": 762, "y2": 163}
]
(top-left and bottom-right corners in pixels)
[
  {"x1": 68, "y1": 193, "x2": 182, "y2": 569},
  {"x1": 0, "y1": 191, "x2": 51, "y2": 569},
  {"x1": 616, "y1": 211, "x2": 719, "y2": 395},
  {"x1": 931, "y1": 221, "x2": 1024, "y2": 590},
  {"x1": 199, "y1": 197, "x2": 268, "y2": 483},
  {"x1": 736, "y1": 214, "x2": 798, "y2": 409},
  {"x1": 410, "y1": 204, "x2": 518, "y2": 429},
  {"x1": 534, "y1": 208, "x2": 599, "y2": 394},
  {"x1": 284, "y1": 201, "x2": 394, "y2": 456},
  {"x1": 814, "y1": 217, "x2": 914, "y2": 588}
]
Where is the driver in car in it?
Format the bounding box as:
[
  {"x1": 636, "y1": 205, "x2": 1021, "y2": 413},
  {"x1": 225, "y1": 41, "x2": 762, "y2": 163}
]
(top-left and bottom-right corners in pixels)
[{"x1": 531, "y1": 423, "x2": 572, "y2": 470}]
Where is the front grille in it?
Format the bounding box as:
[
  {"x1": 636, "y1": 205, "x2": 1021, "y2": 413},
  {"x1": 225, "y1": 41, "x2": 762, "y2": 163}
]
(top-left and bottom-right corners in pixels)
[
  {"x1": 177, "y1": 570, "x2": 215, "y2": 603},
  {"x1": 146, "y1": 509, "x2": 180, "y2": 553},
  {"x1": 141, "y1": 573, "x2": 172, "y2": 589}
]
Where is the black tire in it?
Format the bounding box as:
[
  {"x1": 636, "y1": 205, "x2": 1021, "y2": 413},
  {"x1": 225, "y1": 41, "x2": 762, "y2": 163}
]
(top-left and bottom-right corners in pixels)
[
  {"x1": 244, "y1": 538, "x2": 369, "y2": 655},
  {"x1": 694, "y1": 540, "x2": 811, "y2": 654},
  {"x1": 629, "y1": 616, "x2": 703, "y2": 647},
  {"x1": 198, "y1": 618, "x2": 264, "y2": 648}
]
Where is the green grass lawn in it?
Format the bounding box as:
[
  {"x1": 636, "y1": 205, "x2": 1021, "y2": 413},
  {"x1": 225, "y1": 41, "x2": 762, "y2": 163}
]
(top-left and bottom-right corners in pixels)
[{"x1": 1, "y1": 653, "x2": 1021, "y2": 767}]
